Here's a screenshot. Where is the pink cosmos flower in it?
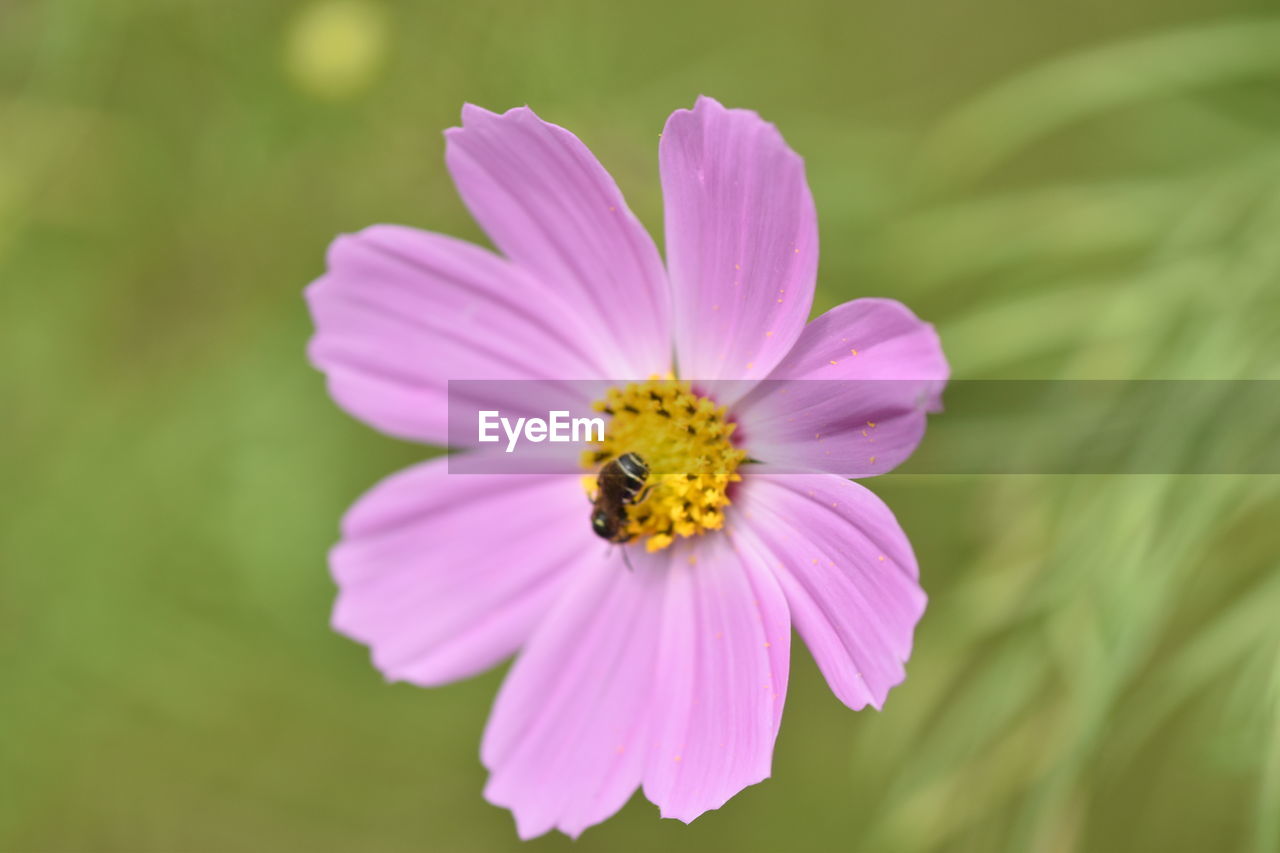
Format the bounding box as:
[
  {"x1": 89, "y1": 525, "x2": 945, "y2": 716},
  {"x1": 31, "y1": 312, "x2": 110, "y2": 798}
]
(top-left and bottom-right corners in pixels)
[{"x1": 306, "y1": 96, "x2": 948, "y2": 839}]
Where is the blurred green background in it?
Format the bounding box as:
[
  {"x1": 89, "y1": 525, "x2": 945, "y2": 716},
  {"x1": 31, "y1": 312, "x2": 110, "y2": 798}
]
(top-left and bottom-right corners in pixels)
[{"x1": 3, "y1": 1, "x2": 1279, "y2": 850}]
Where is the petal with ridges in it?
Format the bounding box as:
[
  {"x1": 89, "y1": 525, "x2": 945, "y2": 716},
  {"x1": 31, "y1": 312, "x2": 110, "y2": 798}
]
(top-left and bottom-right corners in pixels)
[
  {"x1": 306, "y1": 226, "x2": 603, "y2": 444},
  {"x1": 734, "y1": 298, "x2": 949, "y2": 477},
  {"x1": 331, "y1": 459, "x2": 590, "y2": 686},
  {"x1": 445, "y1": 105, "x2": 672, "y2": 379},
  {"x1": 660, "y1": 96, "x2": 817, "y2": 388},
  {"x1": 738, "y1": 471, "x2": 926, "y2": 710},
  {"x1": 642, "y1": 535, "x2": 790, "y2": 822},
  {"x1": 482, "y1": 548, "x2": 667, "y2": 839}
]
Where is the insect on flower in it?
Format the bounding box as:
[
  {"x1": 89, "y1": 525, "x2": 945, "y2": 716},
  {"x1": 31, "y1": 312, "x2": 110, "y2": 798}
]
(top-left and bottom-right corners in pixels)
[
  {"x1": 589, "y1": 452, "x2": 651, "y2": 544},
  {"x1": 306, "y1": 96, "x2": 949, "y2": 839}
]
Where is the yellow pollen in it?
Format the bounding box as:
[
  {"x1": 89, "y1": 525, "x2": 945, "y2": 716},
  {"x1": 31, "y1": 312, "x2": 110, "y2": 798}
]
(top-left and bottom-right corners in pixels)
[{"x1": 582, "y1": 379, "x2": 747, "y2": 553}]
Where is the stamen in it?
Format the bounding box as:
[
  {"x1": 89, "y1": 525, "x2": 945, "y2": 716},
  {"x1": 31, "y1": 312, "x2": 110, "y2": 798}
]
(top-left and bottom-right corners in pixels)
[{"x1": 582, "y1": 379, "x2": 746, "y2": 552}]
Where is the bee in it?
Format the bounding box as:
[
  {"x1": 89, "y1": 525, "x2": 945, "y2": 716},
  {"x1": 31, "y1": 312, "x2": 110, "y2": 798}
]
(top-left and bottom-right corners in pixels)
[{"x1": 590, "y1": 452, "x2": 651, "y2": 547}]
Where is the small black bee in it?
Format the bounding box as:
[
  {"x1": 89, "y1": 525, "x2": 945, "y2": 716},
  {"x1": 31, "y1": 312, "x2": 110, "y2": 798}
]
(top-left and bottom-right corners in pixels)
[{"x1": 590, "y1": 452, "x2": 650, "y2": 544}]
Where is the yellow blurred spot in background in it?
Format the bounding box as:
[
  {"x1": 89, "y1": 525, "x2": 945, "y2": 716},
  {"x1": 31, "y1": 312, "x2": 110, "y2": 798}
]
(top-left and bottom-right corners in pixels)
[{"x1": 284, "y1": 0, "x2": 388, "y2": 99}]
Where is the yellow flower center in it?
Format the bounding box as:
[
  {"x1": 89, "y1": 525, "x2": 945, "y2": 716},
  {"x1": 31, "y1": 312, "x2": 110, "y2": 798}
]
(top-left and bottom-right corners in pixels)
[{"x1": 581, "y1": 379, "x2": 747, "y2": 552}]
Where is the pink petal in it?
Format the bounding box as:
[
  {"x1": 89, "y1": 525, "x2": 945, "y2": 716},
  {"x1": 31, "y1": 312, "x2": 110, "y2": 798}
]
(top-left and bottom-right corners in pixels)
[
  {"x1": 483, "y1": 536, "x2": 789, "y2": 838},
  {"x1": 737, "y1": 471, "x2": 926, "y2": 710},
  {"x1": 306, "y1": 226, "x2": 603, "y2": 444},
  {"x1": 330, "y1": 459, "x2": 592, "y2": 686},
  {"x1": 482, "y1": 548, "x2": 667, "y2": 839},
  {"x1": 445, "y1": 105, "x2": 672, "y2": 379},
  {"x1": 660, "y1": 96, "x2": 817, "y2": 386},
  {"x1": 734, "y1": 298, "x2": 949, "y2": 477},
  {"x1": 642, "y1": 535, "x2": 791, "y2": 823}
]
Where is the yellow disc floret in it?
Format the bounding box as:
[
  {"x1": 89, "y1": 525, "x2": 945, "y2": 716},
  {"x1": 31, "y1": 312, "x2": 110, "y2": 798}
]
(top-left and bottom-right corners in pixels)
[{"x1": 581, "y1": 379, "x2": 747, "y2": 552}]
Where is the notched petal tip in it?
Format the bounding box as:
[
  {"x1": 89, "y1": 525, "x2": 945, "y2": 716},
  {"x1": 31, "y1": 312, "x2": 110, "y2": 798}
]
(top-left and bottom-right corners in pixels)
[
  {"x1": 321, "y1": 231, "x2": 358, "y2": 269},
  {"x1": 446, "y1": 103, "x2": 503, "y2": 138},
  {"x1": 688, "y1": 94, "x2": 759, "y2": 124},
  {"x1": 457, "y1": 101, "x2": 497, "y2": 124},
  {"x1": 739, "y1": 475, "x2": 925, "y2": 712},
  {"x1": 654, "y1": 769, "x2": 773, "y2": 825},
  {"x1": 320, "y1": 224, "x2": 407, "y2": 271},
  {"x1": 444, "y1": 98, "x2": 673, "y2": 378},
  {"x1": 661, "y1": 94, "x2": 816, "y2": 385},
  {"x1": 328, "y1": 596, "x2": 416, "y2": 688},
  {"x1": 482, "y1": 786, "x2": 557, "y2": 841},
  {"x1": 665, "y1": 93, "x2": 717, "y2": 121},
  {"x1": 675, "y1": 94, "x2": 794, "y2": 155},
  {"x1": 458, "y1": 102, "x2": 542, "y2": 129}
]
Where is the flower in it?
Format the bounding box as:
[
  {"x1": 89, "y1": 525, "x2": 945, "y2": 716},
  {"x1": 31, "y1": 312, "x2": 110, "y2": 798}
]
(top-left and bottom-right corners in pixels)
[{"x1": 305, "y1": 96, "x2": 948, "y2": 839}]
